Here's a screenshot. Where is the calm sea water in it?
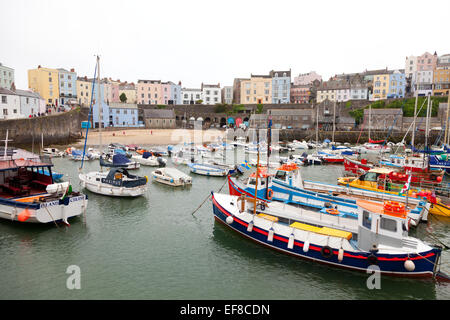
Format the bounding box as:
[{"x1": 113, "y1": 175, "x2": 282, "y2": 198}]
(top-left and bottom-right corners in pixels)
[{"x1": 1, "y1": 148, "x2": 450, "y2": 300}]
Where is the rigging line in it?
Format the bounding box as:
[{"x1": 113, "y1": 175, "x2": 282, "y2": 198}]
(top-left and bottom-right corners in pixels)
[
  {"x1": 80, "y1": 59, "x2": 99, "y2": 171},
  {"x1": 191, "y1": 177, "x2": 228, "y2": 216}
]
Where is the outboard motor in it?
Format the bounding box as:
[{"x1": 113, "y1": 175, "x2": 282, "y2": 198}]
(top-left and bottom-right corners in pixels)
[{"x1": 157, "y1": 157, "x2": 166, "y2": 167}]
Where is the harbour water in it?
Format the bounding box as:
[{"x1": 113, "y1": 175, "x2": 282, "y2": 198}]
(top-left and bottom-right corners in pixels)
[{"x1": 1, "y1": 148, "x2": 450, "y2": 300}]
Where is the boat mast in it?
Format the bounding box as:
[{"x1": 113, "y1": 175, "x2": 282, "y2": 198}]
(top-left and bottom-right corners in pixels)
[
  {"x1": 97, "y1": 55, "x2": 102, "y2": 172},
  {"x1": 266, "y1": 114, "x2": 272, "y2": 199},
  {"x1": 253, "y1": 125, "x2": 260, "y2": 216},
  {"x1": 446, "y1": 91, "x2": 450, "y2": 146},
  {"x1": 332, "y1": 100, "x2": 336, "y2": 144},
  {"x1": 316, "y1": 105, "x2": 319, "y2": 149},
  {"x1": 368, "y1": 104, "x2": 371, "y2": 142},
  {"x1": 411, "y1": 91, "x2": 418, "y2": 147}
]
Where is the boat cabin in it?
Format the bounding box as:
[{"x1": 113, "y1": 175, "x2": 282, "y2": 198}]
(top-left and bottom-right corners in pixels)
[
  {"x1": 0, "y1": 159, "x2": 54, "y2": 198},
  {"x1": 356, "y1": 200, "x2": 409, "y2": 252},
  {"x1": 274, "y1": 163, "x2": 303, "y2": 188}
]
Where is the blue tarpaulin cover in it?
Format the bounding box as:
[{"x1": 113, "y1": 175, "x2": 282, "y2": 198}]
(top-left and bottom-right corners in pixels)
[{"x1": 113, "y1": 154, "x2": 130, "y2": 164}]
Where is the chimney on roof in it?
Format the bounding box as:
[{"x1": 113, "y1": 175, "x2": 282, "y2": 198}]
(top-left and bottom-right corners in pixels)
[
  {"x1": 70, "y1": 68, "x2": 75, "y2": 72},
  {"x1": 38, "y1": 65, "x2": 41, "y2": 69}
]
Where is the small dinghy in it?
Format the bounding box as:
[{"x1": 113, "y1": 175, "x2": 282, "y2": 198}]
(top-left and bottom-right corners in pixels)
[
  {"x1": 188, "y1": 163, "x2": 230, "y2": 176},
  {"x1": 151, "y1": 167, "x2": 192, "y2": 187}
]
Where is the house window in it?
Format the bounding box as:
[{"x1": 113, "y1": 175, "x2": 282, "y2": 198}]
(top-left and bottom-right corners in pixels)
[
  {"x1": 1, "y1": 96, "x2": 7, "y2": 103},
  {"x1": 3, "y1": 109, "x2": 8, "y2": 115}
]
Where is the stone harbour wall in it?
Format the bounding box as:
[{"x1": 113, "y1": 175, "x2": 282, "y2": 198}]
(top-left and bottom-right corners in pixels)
[{"x1": 0, "y1": 108, "x2": 84, "y2": 146}]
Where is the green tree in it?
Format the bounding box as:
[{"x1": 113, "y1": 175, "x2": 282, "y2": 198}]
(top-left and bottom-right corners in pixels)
[
  {"x1": 256, "y1": 103, "x2": 264, "y2": 114},
  {"x1": 119, "y1": 93, "x2": 127, "y2": 103}
]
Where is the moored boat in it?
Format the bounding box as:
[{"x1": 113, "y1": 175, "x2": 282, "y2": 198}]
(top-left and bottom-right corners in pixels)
[
  {"x1": 151, "y1": 167, "x2": 192, "y2": 186},
  {"x1": 0, "y1": 149, "x2": 87, "y2": 224},
  {"x1": 211, "y1": 192, "x2": 448, "y2": 280}
]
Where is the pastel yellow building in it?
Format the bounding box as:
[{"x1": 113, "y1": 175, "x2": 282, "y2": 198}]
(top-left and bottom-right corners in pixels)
[
  {"x1": 28, "y1": 66, "x2": 59, "y2": 106},
  {"x1": 76, "y1": 77, "x2": 93, "y2": 107},
  {"x1": 240, "y1": 75, "x2": 272, "y2": 104},
  {"x1": 433, "y1": 65, "x2": 450, "y2": 96},
  {"x1": 372, "y1": 72, "x2": 390, "y2": 100}
]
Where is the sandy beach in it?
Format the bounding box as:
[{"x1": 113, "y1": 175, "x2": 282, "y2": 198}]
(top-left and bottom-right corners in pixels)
[{"x1": 72, "y1": 128, "x2": 227, "y2": 148}]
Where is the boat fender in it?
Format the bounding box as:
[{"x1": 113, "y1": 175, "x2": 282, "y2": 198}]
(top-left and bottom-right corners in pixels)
[
  {"x1": 404, "y1": 259, "x2": 415, "y2": 271},
  {"x1": 320, "y1": 246, "x2": 334, "y2": 259},
  {"x1": 367, "y1": 254, "x2": 378, "y2": 265},
  {"x1": 247, "y1": 221, "x2": 254, "y2": 233},
  {"x1": 338, "y1": 248, "x2": 344, "y2": 262},
  {"x1": 287, "y1": 234, "x2": 295, "y2": 249},
  {"x1": 267, "y1": 189, "x2": 273, "y2": 200},
  {"x1": 303, "y1": 241, "x2": 310, "y2": 253},
  {"x1": 226, "y1": 215, "x2": 234, "y2": 224},
  {"x1": 267, "y1": 228, "x2": 274, "y2": 242},
  {"x1": 170, "y1": 179, "x2": 174, "y2": 183}
]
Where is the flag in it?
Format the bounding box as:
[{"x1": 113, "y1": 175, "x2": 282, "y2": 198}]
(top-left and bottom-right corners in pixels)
[{"x1": 401, "y1": 172, "x2": 412, "y2": 194}]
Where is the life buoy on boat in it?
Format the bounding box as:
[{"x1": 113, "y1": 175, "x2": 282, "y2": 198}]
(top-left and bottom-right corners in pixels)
[
  {"x1": 267, "y1": 189, "x2": 273, "y2": 200},
  {"x1": 326, "y1": 208, "x2": 339, "y2": 215},
  {"x1": 320, "y1": 246, "x2": 334, "y2": 258}
]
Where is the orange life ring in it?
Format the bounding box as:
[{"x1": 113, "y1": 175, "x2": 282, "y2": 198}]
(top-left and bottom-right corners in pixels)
[
  {"x1": 326, "y1": 208, "x2": 339, "y2": 215},
  {"x1": 267, "y1": 189, "x2": 273, "y2": 200}
]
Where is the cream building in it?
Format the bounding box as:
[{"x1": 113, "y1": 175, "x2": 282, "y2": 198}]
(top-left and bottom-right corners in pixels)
[
  {"x1": 77, "y1": 77, "x2": 93, "y2": 107},
  {"x1": 240, "y1": 75, "x2": 272, "y2": 104},
  {"x1": 28, "y1": 66, "x2": 60, "y2": 106},
  {"x1": 119, "y1": 83, "x2": 137, "y2": 104}
]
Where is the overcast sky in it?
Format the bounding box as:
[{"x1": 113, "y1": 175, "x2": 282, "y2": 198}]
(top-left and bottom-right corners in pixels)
[{"x1": 1, "y1": 0, "x2": 449, "y2": 90}]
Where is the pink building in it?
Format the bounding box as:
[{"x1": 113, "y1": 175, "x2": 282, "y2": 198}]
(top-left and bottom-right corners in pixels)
[
  {"x1": 416, "y1": 52, "x2": 438, "y2": 72},
  {"x1": 103, "y1": 78, "x2": 120, "y2": 104},
  {"x1": 137, "y1": 80, "x2": 163, "y2": 105}
]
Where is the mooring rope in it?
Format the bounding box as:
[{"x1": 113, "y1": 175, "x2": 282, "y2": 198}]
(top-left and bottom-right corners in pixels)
[{"x1": 191, "y1": 177, "x2": 228, "y2": 216}]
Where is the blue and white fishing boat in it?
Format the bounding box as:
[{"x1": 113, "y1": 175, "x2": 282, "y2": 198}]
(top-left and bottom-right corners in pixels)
[
  {"x1": 227, "y1": 164, "x2": 428, "y2": 225},
  {"x1": 211, "y1": 192, "x2": 448, "y2": 280}
]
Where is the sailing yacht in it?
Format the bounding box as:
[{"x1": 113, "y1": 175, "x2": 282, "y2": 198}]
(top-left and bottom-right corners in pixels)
[{"x1": 78, "y1": 56, "x2": 148, "y2": 197}]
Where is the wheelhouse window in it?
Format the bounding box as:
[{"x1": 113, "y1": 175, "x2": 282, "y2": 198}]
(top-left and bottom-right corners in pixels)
[
  {"x1": 362, "y1": 210, "x2": 371, "y2": 229},
  {"x1": 380, "y1": 216, "x2": 397, "y2": 233}
]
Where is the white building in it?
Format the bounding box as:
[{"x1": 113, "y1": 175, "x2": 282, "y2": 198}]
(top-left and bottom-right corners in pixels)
[
  {"x1": 350, "y1": 86, "x2": 369, "y2": 100},
  {"x1": 413, "y1": 70, "x2": 434, "y2": 96},
  {"x1": 16, "y1": 89, "x2": 46, "y2": 117},
  {"x1": 0, "y1": 88, "x2": 22, "y2": 119},
  {"x1": 405, "y1": 55, "x2": 417, "y2": 78},
  {"x1": 0, "y1": 63, "x2": 15, "y2": 90},
  {"x1": 222, "y1": 86, "x2": 233, "y2": 104},
  {"x1": 181, "y1": 88, "x2": 203, "y2": 104},
  {"x1": 201, "y1": 83, "x2": 221, "y2": 105},
  {"x1": 335, "y1": 87, "x2": 351, "y2": 102}
]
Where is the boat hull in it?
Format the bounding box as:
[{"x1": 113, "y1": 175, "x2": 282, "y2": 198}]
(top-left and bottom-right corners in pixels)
[
  {"x1": 0, "y1": 194, "x2": 87, "y2": 224},
  {"x1": 79, "y1": 173, "x2": 147, "y2": 197}
]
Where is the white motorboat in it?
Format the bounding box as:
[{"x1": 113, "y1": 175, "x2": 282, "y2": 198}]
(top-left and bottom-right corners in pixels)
[
  {"x1": 132, "y1": 152, "x2": 166, "y2": 167},
  {"x1": 287, "y1": 140, "x2": 309, "y2": 150},
  {"x1": 188, "y1": 163, "x2": 230, "y2": 176},
  {"x1": 42, "y1": 147, "x2": 64, "y2": 158},
  {"x1": 79, "y1": 167, "x2": 148, "y2": 197},
  {"x1": 151, "y1": 167, "x2": 192, "y2": 186}
]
